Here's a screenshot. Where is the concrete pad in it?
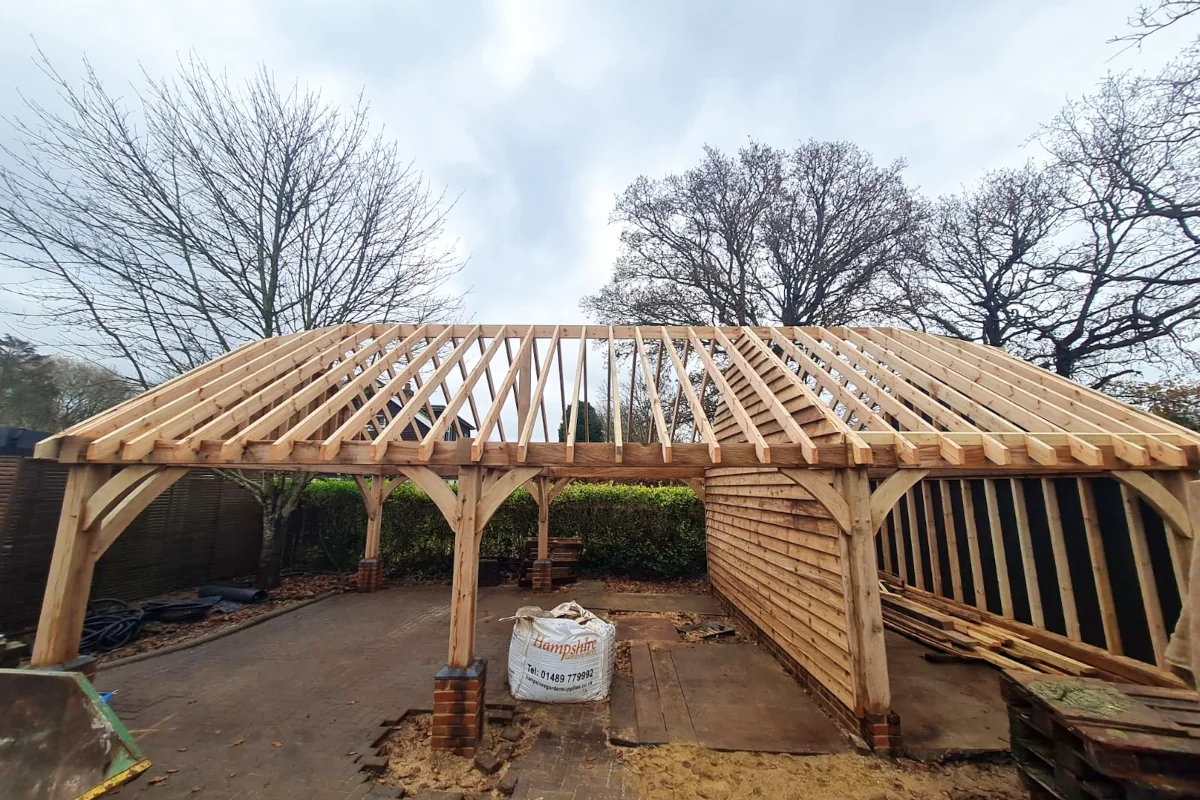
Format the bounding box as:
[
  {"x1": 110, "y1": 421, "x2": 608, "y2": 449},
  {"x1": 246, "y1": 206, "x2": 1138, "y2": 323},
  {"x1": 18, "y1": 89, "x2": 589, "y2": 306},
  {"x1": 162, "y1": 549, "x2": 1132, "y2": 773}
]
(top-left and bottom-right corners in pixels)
[{"x1": 885, "y1": 630, "x2": 1011, "y2": 759}]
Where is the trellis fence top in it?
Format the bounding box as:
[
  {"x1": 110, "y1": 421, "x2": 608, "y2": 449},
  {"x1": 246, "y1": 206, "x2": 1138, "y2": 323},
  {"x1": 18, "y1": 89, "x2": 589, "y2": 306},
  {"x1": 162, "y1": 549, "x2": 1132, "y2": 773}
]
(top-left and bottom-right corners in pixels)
[{"x1": 32, "y1": 324, "x2": 1200, "y2": 475}]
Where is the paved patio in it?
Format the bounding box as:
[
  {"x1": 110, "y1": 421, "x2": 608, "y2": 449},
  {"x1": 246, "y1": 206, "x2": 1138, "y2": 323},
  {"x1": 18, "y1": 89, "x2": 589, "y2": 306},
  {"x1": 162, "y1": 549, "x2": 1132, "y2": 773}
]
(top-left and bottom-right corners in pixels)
[{"x1": 100, "y1": 585, "x2": 634, "y2": 799}]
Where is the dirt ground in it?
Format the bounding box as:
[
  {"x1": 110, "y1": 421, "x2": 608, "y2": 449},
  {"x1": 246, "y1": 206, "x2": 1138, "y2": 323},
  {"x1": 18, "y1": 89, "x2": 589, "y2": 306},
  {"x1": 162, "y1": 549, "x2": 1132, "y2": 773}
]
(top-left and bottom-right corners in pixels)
[
  {"x1": 604, "y1": 576, "x2": 711, "y2": 595},
  {"x1": 95, "y1": 571, "x2": 349, "y2": 663},
  {"x1": 620, "y1": 744, "x2": 1024, "y2": 800},
  {"x1": 380, "y1": 709, "x2": 542, "y2": 796}
]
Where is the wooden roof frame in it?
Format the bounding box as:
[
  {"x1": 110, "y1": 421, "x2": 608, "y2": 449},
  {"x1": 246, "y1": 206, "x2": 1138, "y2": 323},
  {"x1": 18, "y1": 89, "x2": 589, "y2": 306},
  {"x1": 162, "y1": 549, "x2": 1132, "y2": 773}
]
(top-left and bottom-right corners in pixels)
[{"x1": 31, "y1": 324, "x2": 1200, "y2": 476}]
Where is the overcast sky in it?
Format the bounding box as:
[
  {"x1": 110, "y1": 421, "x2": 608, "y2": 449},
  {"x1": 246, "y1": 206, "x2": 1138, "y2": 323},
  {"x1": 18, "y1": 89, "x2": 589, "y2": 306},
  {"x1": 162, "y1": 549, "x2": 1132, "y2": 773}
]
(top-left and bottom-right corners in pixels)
[{"x1": 0, "y1": 0, "x2": 1194, "y2": 349}]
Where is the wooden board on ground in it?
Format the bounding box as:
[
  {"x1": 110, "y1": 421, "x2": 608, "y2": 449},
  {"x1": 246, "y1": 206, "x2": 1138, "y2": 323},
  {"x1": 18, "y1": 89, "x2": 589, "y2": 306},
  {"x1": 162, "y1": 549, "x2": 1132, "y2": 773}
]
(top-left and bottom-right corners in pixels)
[
  {"x1": 618, "y1": 641, "x2": 850, "y2": 754},
  {"x1": 615, "y1": 617, "x2": 682, "y2": 642},
  {"x1": 574, "y1": 590, "x2": 723, "y2": 616}
]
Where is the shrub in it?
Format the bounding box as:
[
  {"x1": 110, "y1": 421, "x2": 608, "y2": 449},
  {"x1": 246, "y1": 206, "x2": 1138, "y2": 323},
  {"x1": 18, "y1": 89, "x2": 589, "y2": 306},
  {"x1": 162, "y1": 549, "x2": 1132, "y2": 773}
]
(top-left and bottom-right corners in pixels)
[{"x1": 291, "y1": 479, "x2": 706, "y2": 579}]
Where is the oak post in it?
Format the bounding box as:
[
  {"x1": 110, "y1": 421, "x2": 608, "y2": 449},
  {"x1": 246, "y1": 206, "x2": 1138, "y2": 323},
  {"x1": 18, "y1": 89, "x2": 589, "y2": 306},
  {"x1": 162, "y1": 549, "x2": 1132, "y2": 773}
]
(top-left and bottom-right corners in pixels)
[
  {"x1": 535, "y1": 476, "x2": 550, "y2": 561},
  {"x1": 356, "y1": 475, "x2": 385, "y2": 592},
  {"x1": 841, "y1": 469, "x2": 891, "y2": 719},
  {"x1": 448, "y1": 466, "x2": 482, "y2": 667},
  {"x1": 532, "y1": 475, "x2": 553, "y2": 592},
  {"x1": 32, "y1": 465, "x2": 110, "y2": 666}
]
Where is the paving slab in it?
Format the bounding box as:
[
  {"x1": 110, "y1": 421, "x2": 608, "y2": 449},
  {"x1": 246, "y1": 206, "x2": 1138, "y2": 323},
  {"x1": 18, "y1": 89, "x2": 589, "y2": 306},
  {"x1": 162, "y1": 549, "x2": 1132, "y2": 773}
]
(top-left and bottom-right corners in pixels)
[
  {"x1": 885, "y1": 630, "x2": 1010, "y2": 759},
  {"x1": 95, "y1": 585, "x2": 633, "y2": 800}
]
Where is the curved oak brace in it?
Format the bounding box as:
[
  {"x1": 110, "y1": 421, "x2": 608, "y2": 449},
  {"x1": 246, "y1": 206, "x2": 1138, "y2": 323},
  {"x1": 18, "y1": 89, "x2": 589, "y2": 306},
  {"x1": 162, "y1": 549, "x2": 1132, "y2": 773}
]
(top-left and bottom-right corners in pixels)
[
  {"x1": 681, "y1": 478, "x2": 704, "y2": 503},
  {"x1": 382, "y1": 476, "x2": 409, "y2": 503},
  {"x1": 1113, "y1": 470, "x2": 1194, "y2": 539},
  {"x1": 869, "y1": 469, "x2": 931, "y2": 535},
  {"x1": 546, "y1": 477, "x2": 575, "y2": 505},
  {"x1": 82, "y1": 465, "x2": 158, "y2": 530},
  {"x1": 781, "y1": 469, "x2": 850, "y2": 534},
  {"x1": 400, "y1": 466, "x2": 460, "y2": 529},
  {"x1": 477, "y1": 467, "x2": 542, "y2": 533},
  {"x1": 91, "y1": 468, "x2": 188, "y2": 560}
]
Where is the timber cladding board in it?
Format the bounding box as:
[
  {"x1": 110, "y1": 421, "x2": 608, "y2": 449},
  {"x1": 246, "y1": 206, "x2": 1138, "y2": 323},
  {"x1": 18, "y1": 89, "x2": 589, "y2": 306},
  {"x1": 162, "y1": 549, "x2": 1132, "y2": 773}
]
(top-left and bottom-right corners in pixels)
[
  {"x1": 28, "y1": 324, "x2": 1200, "y2": 471},
  {"x1": 705, "y1": 466, "x2": 856, "y2": 711}
]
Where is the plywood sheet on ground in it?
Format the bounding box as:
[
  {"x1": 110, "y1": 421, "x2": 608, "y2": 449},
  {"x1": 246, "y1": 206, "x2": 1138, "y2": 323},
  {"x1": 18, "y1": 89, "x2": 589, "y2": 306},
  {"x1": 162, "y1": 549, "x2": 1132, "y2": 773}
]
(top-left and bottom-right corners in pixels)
[
  {"x1": 619, "y1": 641, "x2": 850, "y2": 754},
  {"x1": 615, "y1": 616, "x2": 682, "y2": 642},
  {"x1": 885, "y1": 631, "x2": 1010, "y2": 759},
  {"x1": 574, "y1": 591, "x2": 723, "y2": 615}
]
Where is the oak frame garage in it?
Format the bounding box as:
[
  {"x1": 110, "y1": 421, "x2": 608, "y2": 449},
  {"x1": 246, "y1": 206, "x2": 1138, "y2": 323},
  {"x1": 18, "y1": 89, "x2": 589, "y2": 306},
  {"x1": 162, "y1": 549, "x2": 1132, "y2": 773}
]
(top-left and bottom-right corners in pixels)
[{"x1": 30, "y1": 324, "x2": 1200, "y2": 754}]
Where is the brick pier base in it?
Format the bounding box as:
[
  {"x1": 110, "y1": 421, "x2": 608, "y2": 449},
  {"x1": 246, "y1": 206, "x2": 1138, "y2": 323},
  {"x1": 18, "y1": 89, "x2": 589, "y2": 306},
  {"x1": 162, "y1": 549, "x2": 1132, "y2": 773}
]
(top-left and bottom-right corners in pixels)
[
  {"x1": 356, "y1": 559, "x2": 382, "y2": 592},
  {"x1": 531, "y1": 559, "x2": 553, "y2": 592},
  {"x1": 432, "y1": 659, "x2": 487, "y2": 756},
  {"x1": 860, "y1": 712, "x2": 902, "y2": 754}
]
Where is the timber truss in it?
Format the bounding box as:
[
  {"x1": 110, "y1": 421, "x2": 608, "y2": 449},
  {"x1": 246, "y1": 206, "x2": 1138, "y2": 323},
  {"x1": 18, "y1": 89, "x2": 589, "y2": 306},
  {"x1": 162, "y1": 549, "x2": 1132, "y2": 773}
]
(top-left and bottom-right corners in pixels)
[{"x1": 31, "y1": 324, "x2": 1200, "y2": 475}]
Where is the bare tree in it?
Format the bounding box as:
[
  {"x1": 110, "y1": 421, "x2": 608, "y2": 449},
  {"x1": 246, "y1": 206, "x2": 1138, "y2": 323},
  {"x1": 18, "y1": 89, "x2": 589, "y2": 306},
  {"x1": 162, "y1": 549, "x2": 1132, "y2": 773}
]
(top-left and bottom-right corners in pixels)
[
  {"x1": 1115, "y1": 1, "x2": 1200, "y2": 47},
  {"x1": 584, "y1": 142, "x2": 780, "y2": 326},
  {"x1": 759, "y1": 141, "x2": 926, "y2": 326},
  {"x1": 0, "y1": 53, "x2": 465, "y2": 587},
  {"x1": 1035, "y1": 75, "x2": 1200, "y2": 386},
  {"x1": 582, "y1": 139, "x2": 924, "y2": 327},
  {"x1": 48, "y1": 358, "x2": 138, "y2": 428},
  {"x1": 894, "y1": 164, "x2": 1063, "y2": 348}
]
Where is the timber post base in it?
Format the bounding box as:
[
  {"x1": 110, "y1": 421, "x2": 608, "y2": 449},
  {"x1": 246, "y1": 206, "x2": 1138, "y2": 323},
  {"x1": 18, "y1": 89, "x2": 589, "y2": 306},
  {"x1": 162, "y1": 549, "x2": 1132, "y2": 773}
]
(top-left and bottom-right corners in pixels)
[
  {"x1": 356, "y1": 559, "x2": 382, "y2": 592},
  {"x1": 531, "y1": 559, "x2": 554, "y2": 593},
  {"x1": 432, "y1": 660, "x2": 487, "y2": 756}
]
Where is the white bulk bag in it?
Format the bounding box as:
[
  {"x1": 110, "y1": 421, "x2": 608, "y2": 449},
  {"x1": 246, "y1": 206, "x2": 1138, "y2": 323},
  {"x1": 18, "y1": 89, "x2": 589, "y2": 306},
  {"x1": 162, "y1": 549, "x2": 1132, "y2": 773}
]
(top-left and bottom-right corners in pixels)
[{"x1": 506, "y1": 601, "x2": 616, "y2": 703}]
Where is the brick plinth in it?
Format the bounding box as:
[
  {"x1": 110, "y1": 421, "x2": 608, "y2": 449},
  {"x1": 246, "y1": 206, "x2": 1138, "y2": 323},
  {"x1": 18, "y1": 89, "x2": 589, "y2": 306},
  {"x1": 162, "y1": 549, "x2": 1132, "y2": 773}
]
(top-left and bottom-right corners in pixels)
[
  {"x1": 431, "y1": 659, "x2": 487, "y2": 756},
  {"x1": 356, "y1": 559, "x2": 382, "y2": 592},
  {"x1": 531, "y1": 559, "x2": 554, "y2": 593},
  {"x1": 860, "y1": 712, "x2": 902, "y2": 756}
]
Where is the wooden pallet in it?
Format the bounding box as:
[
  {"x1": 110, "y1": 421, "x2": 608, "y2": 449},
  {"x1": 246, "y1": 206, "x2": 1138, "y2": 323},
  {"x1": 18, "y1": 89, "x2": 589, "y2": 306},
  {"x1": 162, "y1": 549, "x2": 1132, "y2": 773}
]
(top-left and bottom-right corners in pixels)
[{"x1": 1001, "y1": 671, "x2": 1200, "y2": 799}]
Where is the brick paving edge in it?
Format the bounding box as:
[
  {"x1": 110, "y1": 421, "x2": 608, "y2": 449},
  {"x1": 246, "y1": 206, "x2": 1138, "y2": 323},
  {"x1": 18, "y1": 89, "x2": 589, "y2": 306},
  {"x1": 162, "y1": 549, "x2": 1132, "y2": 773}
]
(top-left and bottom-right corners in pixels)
[{"x1": 97, "y1": 590, "x2": 343, "y2": 671}]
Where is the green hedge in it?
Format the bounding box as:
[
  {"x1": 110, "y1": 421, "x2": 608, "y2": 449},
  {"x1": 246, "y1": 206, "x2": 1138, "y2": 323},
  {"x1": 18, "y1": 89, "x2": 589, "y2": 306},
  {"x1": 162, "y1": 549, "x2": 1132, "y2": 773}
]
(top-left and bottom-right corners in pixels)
[{"x1": 291, "y1": 480, "x2": 707, "y2": 579}]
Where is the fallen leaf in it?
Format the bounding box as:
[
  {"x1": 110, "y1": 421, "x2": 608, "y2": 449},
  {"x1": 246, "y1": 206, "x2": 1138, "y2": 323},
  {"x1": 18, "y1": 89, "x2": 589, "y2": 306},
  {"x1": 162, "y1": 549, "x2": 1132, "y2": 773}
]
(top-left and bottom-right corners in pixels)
[
  {"x1": 228, "y1": 773, "x2": 236, "y2": 778},
  {"x1": 177, "y1": 747, "x2": 188, "y2": 752},
  {"x1": 190, "y1": 787, "x2": 203, "y2": 794},
  {"x1": 230, "y1": 739, "x2": 244, "y2": 747},
  {"x1": 148, "y1": 776, "x2": 167, "y2": 786},
  {"x1": 167, "y1": 768, "x2": 179, "y2": 774},
  {"x1": 347, "y1": 700, "x2": 357, "y2": 705},
  {"x1": 213, "y1": 730, "x2": 221, "y2": 735},
  {"x1": 347, "y1": 750, "x2": 358, "y2": 756},
  {"x1": 271, "y1": 741, "x2": 282, "y2": 748}
]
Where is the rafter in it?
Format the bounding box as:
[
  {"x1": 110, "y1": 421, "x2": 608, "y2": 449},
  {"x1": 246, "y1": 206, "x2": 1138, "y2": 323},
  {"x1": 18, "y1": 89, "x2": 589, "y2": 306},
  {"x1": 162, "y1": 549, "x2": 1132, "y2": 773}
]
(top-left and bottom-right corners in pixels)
[{"x1": 32, "y1": 324, "x2": 1200, "y2": 474}]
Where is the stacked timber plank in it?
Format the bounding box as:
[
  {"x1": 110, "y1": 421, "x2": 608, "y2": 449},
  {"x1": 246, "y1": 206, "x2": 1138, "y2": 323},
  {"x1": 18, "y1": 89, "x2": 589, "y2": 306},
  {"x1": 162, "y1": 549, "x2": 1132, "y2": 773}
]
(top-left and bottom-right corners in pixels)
[
  {"x1": 880, "y1": 578, "x2": 1184, "y2": 688},
  {"x1": 518, "y1": 537, "x2": 582, "y2": 584},
  {"x1": 1001, "y1": 670, "x2": 1200, "y2": 799}
]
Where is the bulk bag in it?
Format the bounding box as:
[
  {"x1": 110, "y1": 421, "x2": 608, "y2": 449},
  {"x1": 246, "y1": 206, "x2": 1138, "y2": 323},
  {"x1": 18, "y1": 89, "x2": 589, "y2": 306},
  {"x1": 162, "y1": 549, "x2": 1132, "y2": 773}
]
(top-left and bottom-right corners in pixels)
[{"x1": 506, "y1": 601, "x2": 616, "y2": 702}]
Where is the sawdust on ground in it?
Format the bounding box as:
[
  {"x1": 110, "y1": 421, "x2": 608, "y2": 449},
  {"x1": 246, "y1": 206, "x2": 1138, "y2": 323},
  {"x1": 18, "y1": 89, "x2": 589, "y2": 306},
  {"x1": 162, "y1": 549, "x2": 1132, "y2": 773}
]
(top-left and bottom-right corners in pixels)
[
  {"x1": 621, "y1": 744, "x2": 1024, "y2": 800},
  {"x1": 381, "y1": 709, "x2": 542, "y2": 796},
  {"x1": 95, "y1": 572, "x2": 349, "y2": 664}
]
